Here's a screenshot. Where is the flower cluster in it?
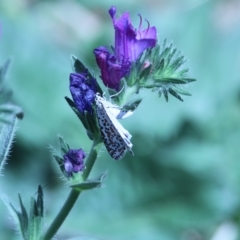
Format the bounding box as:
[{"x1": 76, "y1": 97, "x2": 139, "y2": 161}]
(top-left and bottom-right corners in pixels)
[
  {"x1": 65, "y1": 6, "x2": 195, "y2": 165},
  {"x1": 94, "y1": 6, "x2": 157, "y2": 91}
]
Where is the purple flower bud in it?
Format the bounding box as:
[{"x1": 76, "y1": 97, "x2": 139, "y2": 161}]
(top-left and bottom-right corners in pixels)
[
  {"x1": 94, "y1": 7, "x2": 157, "y2": 90},
  {"x1": 94, "y1": 46, "x2": 131, "y2": 90},
  {"x1": 69, "y1": 73, "x2": 97, "y2": 114},
  {"x1": 63, "y1": 149, "x2": 86, "y2": 176}
]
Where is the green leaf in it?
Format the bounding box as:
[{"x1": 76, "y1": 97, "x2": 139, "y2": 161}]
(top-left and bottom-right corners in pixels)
[
  {"x1": 135, "y1": 40, "x2": 196, "y2": 102},
  {"x1": 9, "y1": 194, "x2": 29, "y2": 240},
  {"x1": 1, "y1": 186, "x2": 44, "y2": 240},
  {"x1": 28, "y1": 186, "x2": 43, "y2": 240},
  {"x1": 0, "y1": 103, "x2": 23, "y2": 121},
  {"x1": 71, "y1": 171, "x2": 107, "y2": 191},
  {"x1": 0, "y1": 60, "x2": 24, "y2": 121},
  {"x1": 0, "y1": 117, "x2": 18, "y2": 174},
  {"x1": 0, "y1": 59, "x2": 11, "y2": 83},
  {"x1": 36, "y1": 185, "x2": 44, "y2": 217},
  {"x1": 0, "y1": 193, "x2": 25, "y2": 238}
]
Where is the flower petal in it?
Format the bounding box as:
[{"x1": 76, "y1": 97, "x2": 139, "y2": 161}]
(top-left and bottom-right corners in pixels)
[
  {"x1": 110, "y1": 7, "x2": 157, "y2": 62},
  {"x1": 94, "y1": 47, "x2": 131, "y2": 90},
  {"x1": 69, "y1": 73, "x2": 97, "y2": 114},
  {"x1": 64, "y1": 149, "x2": 86, "y2": 176}
]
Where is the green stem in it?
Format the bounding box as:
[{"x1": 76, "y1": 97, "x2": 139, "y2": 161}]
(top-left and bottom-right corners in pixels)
[
  {"x1": 83, "y1": 140, "x2": 102, "y2": 180},
  {"x1": 120, "y1": 85, "x2": 138, "y2": 106},
  {"x1": 42, "y1": 139, "x2": 102, "y2": 240},
  {"x1": 42, "y1": 189, "x2": 80, "y2": 240}
]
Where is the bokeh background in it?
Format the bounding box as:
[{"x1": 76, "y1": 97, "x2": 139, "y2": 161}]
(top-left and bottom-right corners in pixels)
[{"x1": 1, "y1": 0, "x2": 240, "y2": 239}]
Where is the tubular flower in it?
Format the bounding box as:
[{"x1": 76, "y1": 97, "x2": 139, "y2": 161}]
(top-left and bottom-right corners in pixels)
[
  {"x1": 69, "y1": 72, "x2": 97, "y2": 114},
  {"x1": 109, "y1": 6, "x2": 157, "y2": 62},
  {"x1": 63, "y1": 149, "x2": 86, "y2": 176},
  {"x1": 94, "y1": 6, "x2": 157, "y2": 91},
  {"x1": 94, "y1": 46, "x2": 131, "y2": 90}
]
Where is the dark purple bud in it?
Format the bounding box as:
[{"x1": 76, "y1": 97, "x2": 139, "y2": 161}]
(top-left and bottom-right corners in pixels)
[
  {"x1": 63, "y1": 149, "x2": 86, "y2": 176},
  {"x1": 109, "y1": 6, "x2": 157, "y2": 62},
  {"x1": 94, "y1": 46, "x2": 131, "y2": 91},
  {"x1": 69, "y1": 73, "x2": 97, "y2": 114}
]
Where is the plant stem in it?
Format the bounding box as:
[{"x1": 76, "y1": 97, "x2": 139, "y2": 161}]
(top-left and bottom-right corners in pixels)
[
  {"x1": 42, "y1": 140, "x2": 102, "y2": 240},
  {"x1": 120, "y1": 85, "x2": 138, "y2": 106},
  {"x1": 82, "y1": 140, "x2": 102, "y2": 180},
  {"x1": 42, "y1": 189, "x2": 80, "y2": 240}
]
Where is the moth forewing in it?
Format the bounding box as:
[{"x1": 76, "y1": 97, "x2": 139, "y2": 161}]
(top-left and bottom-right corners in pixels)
[
  {"x1": 97, "y1": 94, "x2": 134, "y2": 119},
  {"x1": 95, "y1": 94, "x2": 134, "y2": 160},
  {"x1": 106, "y1": 108, "x2": 133, "y2": 148}
]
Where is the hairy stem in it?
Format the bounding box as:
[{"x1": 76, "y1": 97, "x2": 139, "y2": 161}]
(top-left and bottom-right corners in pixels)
[{"x1": 42, "y1": 140, "x2": 102, "y2": 240}]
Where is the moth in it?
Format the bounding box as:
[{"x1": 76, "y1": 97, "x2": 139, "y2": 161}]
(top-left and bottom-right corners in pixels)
[{"x1": 95, "y1": 93, "x2": 134, "y2": 160}]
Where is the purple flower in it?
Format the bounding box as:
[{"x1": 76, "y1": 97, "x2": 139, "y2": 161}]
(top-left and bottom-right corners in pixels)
[
  {"x1": 94, "y1": 46, "x2": 131, "y2": 90},
  {"x1": 94, "y1": 6, "x2": 157, "y2": 90},
  {"x1": 70, "y1": 72, "x2": 97, "y2": 114},
  {"x1": 109, "y1": 6, "x2": 157, "y2": 62},
  {"x1": 63, "y1": 149, "x2": 86, "y2": 176}
]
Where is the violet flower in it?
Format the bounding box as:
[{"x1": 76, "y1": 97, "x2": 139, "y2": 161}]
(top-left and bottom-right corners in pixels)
[
  {"x1": 63, "y1": 149, "x2": 86, "y2": 176},
  {"x1": 94, "y1": 6, "x2": 157, "y2": 91},
  {"x1": 94, "y1": 46, "x2": 131, "y2": 90},
  {"x1": 69, "y1": 72, "x2": 97, "y2": 114}
]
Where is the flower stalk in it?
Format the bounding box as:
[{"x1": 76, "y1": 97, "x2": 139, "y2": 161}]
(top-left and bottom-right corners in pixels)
[{"x1": 42, "y1": 139, "x2": 102, "y2": 240}]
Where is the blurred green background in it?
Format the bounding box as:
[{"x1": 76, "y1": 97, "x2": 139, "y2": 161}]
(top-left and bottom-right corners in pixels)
[{"x1": 1, "y1": 0, "x2": 240, "y2": 239}]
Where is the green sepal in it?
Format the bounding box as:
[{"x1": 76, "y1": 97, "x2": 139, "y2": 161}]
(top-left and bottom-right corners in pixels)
[
  {"x1": 156, "y1": 78, "x2": 190, "y2": 84},
  {"x1": 71, "y1": 55, "x2": 103, "y2": 95},
  {"x1": 52, "y1": 153, "x2": 66, "y2": 175},
  {"x1": 10, "y1": 194, "x2": 29, "y2": 240},
  {"x1": 162, "y1": 88, "x2": 169, "y2": 102},
  {"x1": 71, "y1": 55, "x2": 88, "y2": 74},
  {"x1": 36, "y1": 185, "x2": 44, "y2": 217},
  {"x1": 58, "y1": 134, "x2": 70, "y2": 155},
  {"x1": 172, "y1": 87, "x2": 192, "y2": 96},
  {"x1": 65, "y1": 97, "x2": 100, "y2": 141},
  {"x1": 0, "y1": 117, "x2": 18, "y2": 174},
  {"x1": 122, "y1": 98, "x2": 142, "y2": 112},
  {"x1": 50, "y1": 135, "x2": 70, "y2": 177},
  {"x1": 168, "y1": 88, "x2": 183, "y2": 102},
  {"x1": 65, "y1": 96, "x2": 89, "y2": 130},
  {"x1": 130, "y1": 40, "x2": 196, "y2": 102},
  {"x1": 70, "y1": 171, "x2": 107, "y2": 191},
  {"x1": 28, "y1": 186, "x2": 43, "y2": 240}
]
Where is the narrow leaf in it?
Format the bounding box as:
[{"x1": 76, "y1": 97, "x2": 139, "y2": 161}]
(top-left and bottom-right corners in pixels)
[
  {"x1": 0, "y1": 59, "x2": 11, "y2": 83},
  {"x1": 36, "y1": 185, "x2": 44, "y2": 217},
  {"x1": 0, "y1": 117, "x2": 17, "y2": 174},
  {"x1": 169, "y1": 88, "x2": 183, "y2": 101},
  {"x1": 71, "y1": 171, "x2": 107, "y2": 191}
]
